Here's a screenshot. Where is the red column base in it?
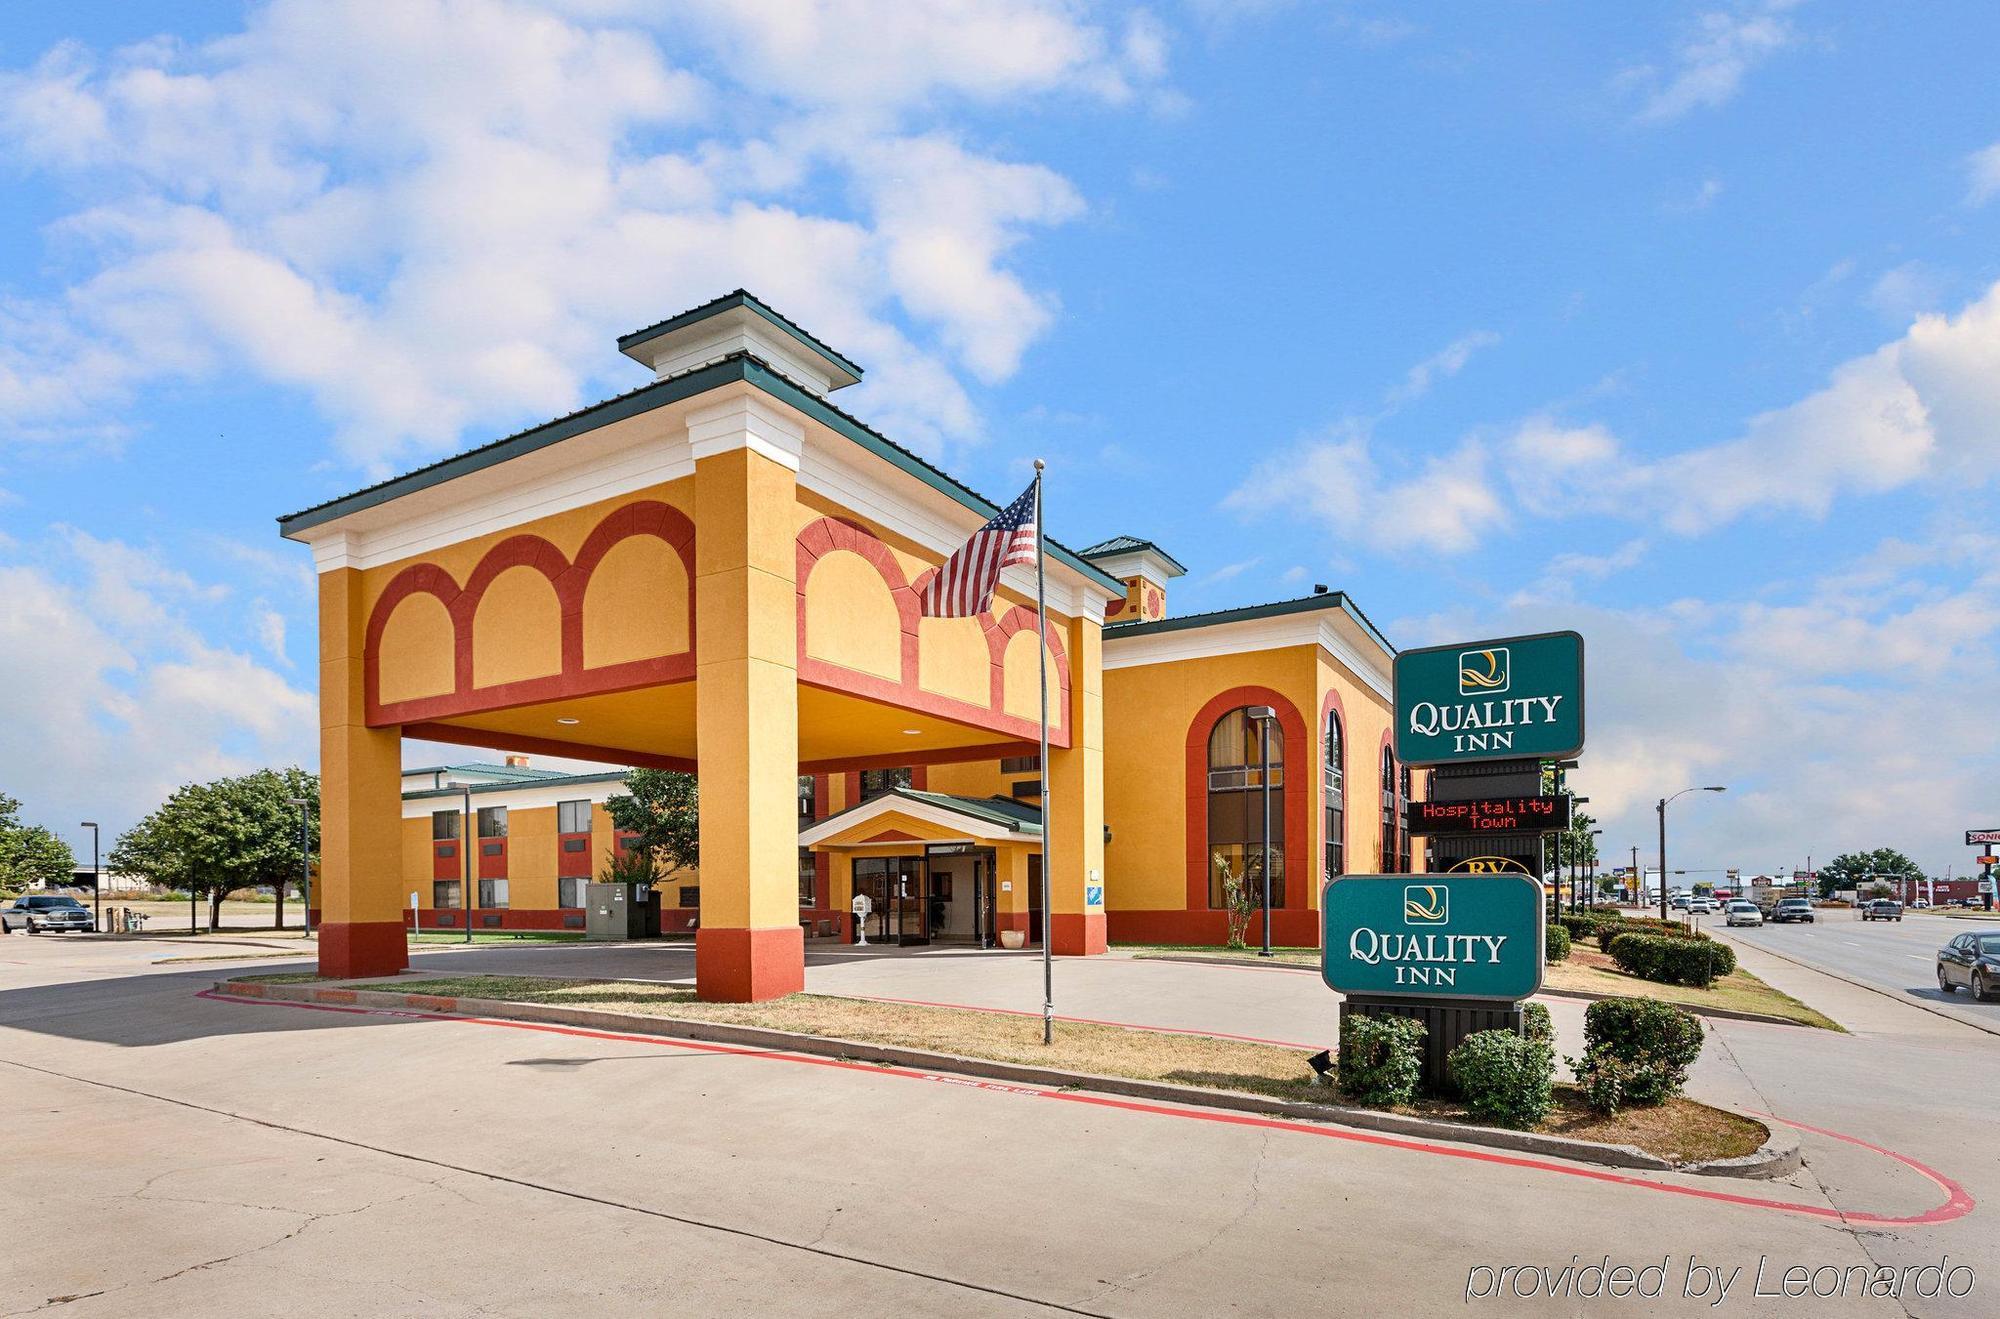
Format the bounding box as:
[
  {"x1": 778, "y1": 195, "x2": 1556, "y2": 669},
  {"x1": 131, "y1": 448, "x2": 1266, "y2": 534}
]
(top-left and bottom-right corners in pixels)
[
  {"x1": 697, "y1": 925, "x2": 805, "y2": 1002},
  {"x1": 318, "y1": 921, "x2": 409, "y2": 979},
  {"x1": 1049, "y1": 911, "x2": 1107, "y2": 956}
]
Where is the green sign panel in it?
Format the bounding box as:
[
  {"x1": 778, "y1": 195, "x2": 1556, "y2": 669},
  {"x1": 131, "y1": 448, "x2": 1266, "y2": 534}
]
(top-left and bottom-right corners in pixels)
[
  {"x1": 1393, "y1": 630, "x2": 1584, "y2": 767},
  {"x1": 1321, "y1": 875, "x2": 1544, "y2": 1001}
]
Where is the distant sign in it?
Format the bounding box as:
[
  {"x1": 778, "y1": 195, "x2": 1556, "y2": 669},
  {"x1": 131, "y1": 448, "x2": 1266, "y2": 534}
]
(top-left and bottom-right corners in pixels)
[
  {"x1": 1322, "y1": 875, "x2": 1543, "y2": 1000},
  {"x1": 1393, "y1": 631, "x2": 1585, "y2": 767},
  {"x1": 1408, "y1": 795, "x2": 1571, "y2": 836},
  {"x1": 1967, "y1": 829, "x2": 2000, "y2": 846},
  {"x1": 1445, "y1": 854, "x2": 1535, "y2": 875}
]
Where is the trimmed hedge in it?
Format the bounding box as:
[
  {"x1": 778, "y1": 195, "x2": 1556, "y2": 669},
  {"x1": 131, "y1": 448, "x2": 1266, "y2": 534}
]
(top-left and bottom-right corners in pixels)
[
  {"x1": 1545, "y1": 923, "x2": 1572, "y2": 963},
  {"x1": 1595, "y1": 918, "x2": 1707, "y2": 954},
  {"x1": 1448, "y1": 1029, "x2": 1554, "y2": 1128},
  {"x1": 1520, "y1": 1000, "x2": 1553, "y2": 1045},
  {"x1": 1558, "y1": 911, "x2": 1622, "y2": 941},
  {"x1": 1608, "y1": 932, "x2": 1736, "y2": 987},
  {"x1": 1339, "y1": 1013, "x2": 1426, "y2": 1107},
  {"x1": 1569, "y1": 998, "x2": 1705, "y2": 1113}
]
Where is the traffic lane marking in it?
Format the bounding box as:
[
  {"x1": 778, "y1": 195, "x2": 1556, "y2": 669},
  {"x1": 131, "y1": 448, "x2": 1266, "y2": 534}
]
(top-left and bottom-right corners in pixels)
[{"x1": 196, "y1": 989, "x2": 1973, "y2": 1229}]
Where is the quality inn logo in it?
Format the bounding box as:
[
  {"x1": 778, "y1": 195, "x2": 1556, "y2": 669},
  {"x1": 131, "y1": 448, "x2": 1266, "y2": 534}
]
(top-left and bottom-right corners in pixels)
[
  {"x1": 1404, "y1": 885, "x2": 1448, "y2": 924},
  {"x1": 1459, "y1": 647, "x2": 1509, "y2": 695}
]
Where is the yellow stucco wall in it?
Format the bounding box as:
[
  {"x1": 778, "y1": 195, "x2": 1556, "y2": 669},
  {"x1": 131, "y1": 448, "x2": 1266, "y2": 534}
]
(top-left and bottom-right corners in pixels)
[
  {"x1": 376, "y1": 594, "x2": 454, "y2": 704},
  {"x1": 583, "y1": 534, "x2": 689, "y2": 667},
  {"x1": 472, "y1": 565, "x2": 563, "y2": 688},
  {"x1": 803, "y1": 549, "x2": 902, "y2": 679},
  {"x1": 916, "y1": 616, "x2": 989, "y2": 704}
]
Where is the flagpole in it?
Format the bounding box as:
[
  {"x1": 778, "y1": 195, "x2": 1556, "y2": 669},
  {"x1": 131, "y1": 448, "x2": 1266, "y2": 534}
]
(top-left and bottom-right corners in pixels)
[{"x1": 1033, "y1": 458, "x2": 1053, "y2": 1046}]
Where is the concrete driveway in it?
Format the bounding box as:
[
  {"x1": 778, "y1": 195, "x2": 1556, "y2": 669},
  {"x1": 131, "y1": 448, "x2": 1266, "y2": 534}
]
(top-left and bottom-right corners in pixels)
[{"x1": 1, "y1": 932, "x2": 1992, "y2": 1316}]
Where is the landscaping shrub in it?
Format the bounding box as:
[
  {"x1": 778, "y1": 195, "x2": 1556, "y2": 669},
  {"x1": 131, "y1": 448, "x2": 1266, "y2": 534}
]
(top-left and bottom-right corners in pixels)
[
  {"x1": 1595, "y1": 918, "x2": 1706, "y2": 954},
  {"x1": 1608, "y1": 932, "x2": 1736, "y2": 986},
  {"x1": 1569, "y1": 998, "x2": 1705, "y2": 1113},
  {"x1": 1545, "y1": 923, "x2": 1571, "y2": 963},
  {"x1": 1338, "y1": 1013, "x2": 1426, "y2": 1107},
  {"x1": 1520, "y1": 1001, "x2": 1553, "y2": 1045},
  {"x1": 1448, "y1": 1029, "x2": 1554, "y2": 1128},
  {"x1": 1558, "y1": 912, "x2": 1619, "y2": 941}
]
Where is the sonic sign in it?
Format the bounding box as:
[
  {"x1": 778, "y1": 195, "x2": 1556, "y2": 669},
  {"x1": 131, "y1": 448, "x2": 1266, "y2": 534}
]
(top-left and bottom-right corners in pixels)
[
  {"x1": 1394, "y1": 630, "x2": 1585, "y2": 766},
  {"x1": 1322, "y1": 875, "x2": 1544, "y2": 1000}
]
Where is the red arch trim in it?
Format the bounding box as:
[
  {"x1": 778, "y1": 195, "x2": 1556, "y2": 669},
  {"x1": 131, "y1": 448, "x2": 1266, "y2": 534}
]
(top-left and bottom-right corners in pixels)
[
  {"x1": 1184, "y1": 687, "x2": 1311, "y2": 917},
  {"x1": 794, "y1": 516, "x2": 1071, "y2": 747},
  {"x1": 363, "y1": 500, "x2": 697, "y2": 726}
]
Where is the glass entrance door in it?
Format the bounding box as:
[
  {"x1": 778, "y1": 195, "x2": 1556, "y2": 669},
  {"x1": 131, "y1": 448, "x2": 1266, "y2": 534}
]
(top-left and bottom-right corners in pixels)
[{"x1": 853, "y1": 857, "x2": 928, "y2": 944}]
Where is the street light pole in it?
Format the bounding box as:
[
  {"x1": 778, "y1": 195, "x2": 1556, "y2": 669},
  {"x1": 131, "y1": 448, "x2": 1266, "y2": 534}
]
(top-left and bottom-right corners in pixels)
[
  {"x1": 80, "y1": 822, "x2": 99, "y2": 932},
  {"x1": 462, "y1": 784, "x2": 474, "y2": 945},
  {"x1": 1246, "y1": 706, "x2": 1278, "y2": 958},
  {"x1": 286, "y1": 797, "x2": 311, "y2": 935},
  {"x1": 1659, "y1": 786, "x2": 1727, "y2": 921}
]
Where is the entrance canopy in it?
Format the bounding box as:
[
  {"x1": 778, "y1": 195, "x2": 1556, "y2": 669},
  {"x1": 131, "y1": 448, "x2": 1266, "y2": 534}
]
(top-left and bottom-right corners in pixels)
[{"x1": 800, "y1": 787, "x2": 1041, "y2": 851}]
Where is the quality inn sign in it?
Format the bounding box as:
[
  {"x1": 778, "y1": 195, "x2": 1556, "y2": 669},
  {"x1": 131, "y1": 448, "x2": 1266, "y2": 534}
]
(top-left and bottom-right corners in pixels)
[
  {"x1": 1393, "y1": 630, "x2": 1585, "y2": 767},
  {"x1": 1322, "y1": 874, "x2": 1544, "y2": 1000}
]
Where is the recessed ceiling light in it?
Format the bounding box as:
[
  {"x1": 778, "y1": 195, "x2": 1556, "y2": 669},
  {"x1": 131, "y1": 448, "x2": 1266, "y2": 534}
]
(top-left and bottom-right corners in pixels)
[
  {"x1": 556, "y1": 717, "x2": 580, "y2": 725},
  {"x1": 902, "y1": 729, "x2": 921, "y2": 735}
]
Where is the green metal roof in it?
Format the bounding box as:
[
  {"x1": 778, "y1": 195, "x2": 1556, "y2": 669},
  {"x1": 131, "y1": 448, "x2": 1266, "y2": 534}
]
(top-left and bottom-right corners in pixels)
[
  {"x1": 616, "y1": 289, "x2": 863, "y2": 381},
  {"x1": 276, "y1": 352, "x2": 1122, "y2": 596},
  {"x1": 1077, "y1": 534, "x2": 1188, "y2": 576},
  {"x1": 1106, "y1": 590, "x2": 1395, "y2": 655},
  {"x1": 402, "y1": 768, "x2": 632, "y2": 802},
  {"x1": 805, "y1": 787, "x2": 1042, "y2": 838}
]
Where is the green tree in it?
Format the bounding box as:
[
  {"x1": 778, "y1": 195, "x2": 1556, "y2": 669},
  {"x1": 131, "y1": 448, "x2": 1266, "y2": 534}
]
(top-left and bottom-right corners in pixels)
[
  {"x1": 111, "y1": 769, "x2": 318, "y2": 931},
  {"x1": 0, "y1": 793, "x2": 78, "y2": 892},
  {"x1": 1817, "y1": 848, "x2": 1922, "y2": 900},
  {"x1": 603, "y1": 770, "x2": 699, "y2": 873}
]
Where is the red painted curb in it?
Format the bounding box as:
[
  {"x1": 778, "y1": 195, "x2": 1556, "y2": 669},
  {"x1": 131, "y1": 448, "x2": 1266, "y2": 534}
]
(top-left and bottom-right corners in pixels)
[{"x1": 194, "y1": 989, "x2": 1971, "y2": 1227}]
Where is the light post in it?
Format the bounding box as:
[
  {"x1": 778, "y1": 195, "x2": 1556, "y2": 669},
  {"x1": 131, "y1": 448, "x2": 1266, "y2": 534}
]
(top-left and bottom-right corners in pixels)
[
  {"x1": 1659, "y1": 787, "x2": 1726, "y2": 921},
  {"x1": 80, "y1": 822, "x2": 99, "y2": 932},
  {"x1": 1246, "y1": 706, "x2": 1278, "y2": 958},
  {"x1": 461, "y1": 784, "x2": 474, "y2": 945},
  {"x1": 286, "y1": 797, "x2": 311, "y2": 935}
]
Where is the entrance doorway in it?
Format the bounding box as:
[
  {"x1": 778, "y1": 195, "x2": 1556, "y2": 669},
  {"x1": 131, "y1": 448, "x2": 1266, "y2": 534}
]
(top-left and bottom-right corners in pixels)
[{"x1": 853, "y1": 856, "x2": 927, "y2": 944}]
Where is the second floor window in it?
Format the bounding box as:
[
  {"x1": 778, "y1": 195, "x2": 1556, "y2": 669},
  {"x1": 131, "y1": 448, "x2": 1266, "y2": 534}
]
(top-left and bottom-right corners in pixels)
[
  {"x1": 557, "y1": 800, "x2": 591, "y2": 834},
  {"x1": 478, "y1": 806, "x2": 507, "y2": 838}
]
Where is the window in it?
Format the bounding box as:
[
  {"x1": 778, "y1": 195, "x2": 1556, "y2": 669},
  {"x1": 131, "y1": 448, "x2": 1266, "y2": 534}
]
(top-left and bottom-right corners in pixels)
[
  {"x1": 1397, "y1": 765, "x2": 1413, "y2": 873},
  {"x1": 1323, "y1": 709, "x2": 1344, "y2": 881},
  {"x1": 558, "y1": 876, "x2": 585, "y2": 909},
  {"x1": 798, "y1": 775, "x2": 817, "y2": 820},
  {"x1": 859, "y1": 767, "x2": 911, "y2": 800},
  {"x1": 1380, "y1": 747, "x2": 1401, "y2": 874},
  {"x1": 1000, "y1": 755, "x2": 1040, "y2": 774},
  {"x1": 432, "y1": 881, "x2": 462, "y2": 909},
  {"x1": 478, "y1": 878, "x2": 509, "y2": 909},
  {"x1": 557, "y1": 799, "x2": 591, "y2": 834},
  {"x1": 431, "y1": 810, "x2": 460, "y2": 841},
  {"x1": 799, "y1": 848, "x2": 817, "y2": 906},
  {"x1": 477, "y1": 806, "x2": 507, "y2": 838},
  {"x1": 1206, "y1": 707, "x2": 1284, "y2": 908}
]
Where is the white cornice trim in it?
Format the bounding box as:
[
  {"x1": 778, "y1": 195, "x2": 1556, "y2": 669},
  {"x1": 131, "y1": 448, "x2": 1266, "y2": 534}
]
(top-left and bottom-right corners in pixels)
[
  {"x1": 799, "y1": 795, "x2": 1036, "y2": 847},
  {"x1": 1103, "y1": 612, "x2": 1393, "y2": 701},
  {"x1": 687, "y1": 391, "x2": 806, "y2": 471},
  {"x1": 1083, "y1": 548, "x2": 1182, "y2": 587}
]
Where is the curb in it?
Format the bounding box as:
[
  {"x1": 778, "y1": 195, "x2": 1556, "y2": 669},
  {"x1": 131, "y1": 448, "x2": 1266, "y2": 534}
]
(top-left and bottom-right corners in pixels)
[
  {"x1": 215, "y1": 978, "x2": 1798, "y2": 1180},
  {"x1": 1711, "y1": 932, "x2": 2000, "y2": 1040}
]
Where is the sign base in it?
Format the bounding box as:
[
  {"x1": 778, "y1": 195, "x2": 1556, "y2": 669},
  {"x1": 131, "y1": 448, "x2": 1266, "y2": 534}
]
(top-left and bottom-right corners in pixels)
[{"x1": 1340, "y1": 994, "x2": 1524, "y2": 1094}]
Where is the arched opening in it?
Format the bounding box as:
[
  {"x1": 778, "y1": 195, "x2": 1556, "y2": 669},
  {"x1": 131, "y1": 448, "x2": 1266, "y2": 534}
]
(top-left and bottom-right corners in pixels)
[
  {"x1": 1208, "y1": 708, "x2": 1284, "y2": 908},
  {"x1": 1324, "y1": 708, "x2": 1344, "y2": 881}
]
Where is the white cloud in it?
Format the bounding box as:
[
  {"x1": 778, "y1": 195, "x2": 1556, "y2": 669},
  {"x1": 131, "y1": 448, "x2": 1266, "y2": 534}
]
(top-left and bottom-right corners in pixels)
[
  {"x1": 0, "y1": 536, "x2": 315, "y2": 840},
  {"x1": 1225, "y1": 428, "x2": 1507, "y2": 555},
  {"x1": 0, "y1": 0, "x2": 1165, "y2": 467},
  {"x1": 1384, "y1": 330, "x2": 1499, "y2": 409},
  {"x1": 1967, "y1": 141, "x2": 2000, "y2": 206},
  {"x1": 1625, "y1": 2, "x2": 1800, "y2": 124},
  {"x1": 1864, "y1": 261, "x2": 1945, "y2": 324}
]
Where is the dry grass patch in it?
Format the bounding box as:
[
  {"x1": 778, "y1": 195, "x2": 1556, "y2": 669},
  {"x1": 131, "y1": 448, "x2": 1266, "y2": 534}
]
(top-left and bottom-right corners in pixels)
[
  {"x1": 1546, "y1": 948, "x2": 1839, "y2": 1030},
  {"x1": 333, "y1": 974, "x2": 1768, "y2": 1163}
]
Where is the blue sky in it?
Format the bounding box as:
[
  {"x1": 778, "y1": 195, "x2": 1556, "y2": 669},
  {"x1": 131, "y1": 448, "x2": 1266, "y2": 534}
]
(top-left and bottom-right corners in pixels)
[{"x1": 3, "y1": 1, "x2": 1997, "y2": 878}]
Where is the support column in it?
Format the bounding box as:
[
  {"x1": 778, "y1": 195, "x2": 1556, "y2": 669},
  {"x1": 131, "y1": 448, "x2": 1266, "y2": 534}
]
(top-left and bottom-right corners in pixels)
[
  {"x1": 828, "y1": 851, "x2": 854, "y2": 942},
  {"x1": 997, "y1": 845, "x2": 1032, "y2": 942},
  {"x1": 692, "y1": 397, "x2": 805, "y2": 1001},
  {"x1": 1048, "y1": 614, "x2": 1106, "y2": 955},
  {"x1": 317, "y1": 567, "x2": 408, "y2": 978}
]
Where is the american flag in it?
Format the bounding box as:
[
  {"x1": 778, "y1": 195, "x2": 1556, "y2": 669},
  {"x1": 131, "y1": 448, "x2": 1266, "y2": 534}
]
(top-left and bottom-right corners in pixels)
[{"x1": 919, "y1": 479, "x2": 1039, "y2": 618}]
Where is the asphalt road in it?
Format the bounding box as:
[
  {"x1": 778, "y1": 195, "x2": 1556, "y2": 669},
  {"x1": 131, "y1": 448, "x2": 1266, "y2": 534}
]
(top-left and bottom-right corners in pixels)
[
  {"x1": 3, "y1": 933, "x2": 1997, "y2": 1316},
  {"x1": 1712, "y1": 911, "x2": 2000, "y2": 1031}
]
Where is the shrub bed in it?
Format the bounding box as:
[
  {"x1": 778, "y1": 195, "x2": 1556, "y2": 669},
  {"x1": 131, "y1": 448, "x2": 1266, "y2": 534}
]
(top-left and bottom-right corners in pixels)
[
  {"x1": 1448, "y1": 1028, "x2": 1555, "y2": 1128},
  {"x1": 1545, "y1": 923, "x2": 1572, "y2": 963},
  {"x1": 1339, "y1": 1013, "x2": 1426, "y2": 1107},
  {"x1": 1595, "y1": 918, "x2": 1706, "y2": 954},
  {"x1": 1521, "y1": 1001, "x2": 1553, "y2": 1044},
  {"x1": 1568, "y1": 998, "x2": 1705, "y2": 1114},
  {"x1": 1608, "y1": 932, "x2": 1736, "y2": 987}
]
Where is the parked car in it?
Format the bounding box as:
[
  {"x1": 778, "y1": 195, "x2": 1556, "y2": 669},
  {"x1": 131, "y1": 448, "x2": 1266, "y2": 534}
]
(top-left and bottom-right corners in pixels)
[
  {"x1": 1860, "y1": 899, "x2": 1903, "y2": 922},
  {"x1": 1724, "y1": 900, "x2": 1763, "y2": 927},
  {"x1": 1910, "y1": 899, "x2": 1931, "y2": 909},
  {"x1": 1937, "y1": 932, "x2": 2000, "y2": 1001},
  {"x1": 1, "y1": 894, "x2": 95, "y2": 934},
  {"x1": 1769, "y1": 897, "x2": 1816, "y2": 924}
]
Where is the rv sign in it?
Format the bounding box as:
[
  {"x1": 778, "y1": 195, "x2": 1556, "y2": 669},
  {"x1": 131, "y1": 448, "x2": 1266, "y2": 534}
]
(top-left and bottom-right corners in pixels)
[{"x1": 1393, "y1": 631, "x2": 1585, "y2": 767}]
